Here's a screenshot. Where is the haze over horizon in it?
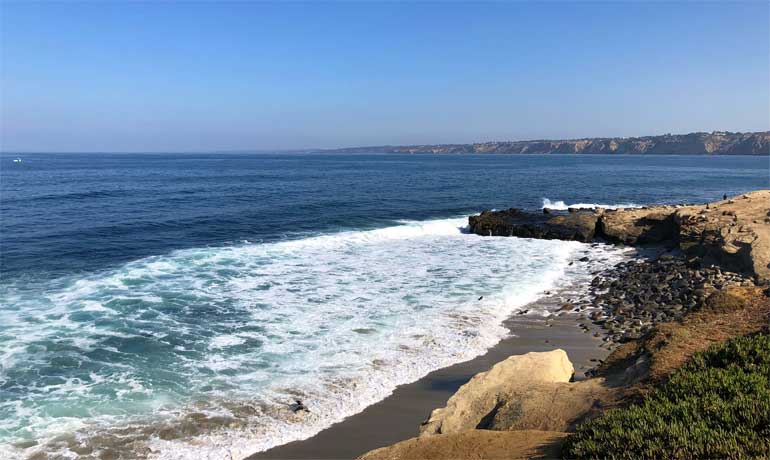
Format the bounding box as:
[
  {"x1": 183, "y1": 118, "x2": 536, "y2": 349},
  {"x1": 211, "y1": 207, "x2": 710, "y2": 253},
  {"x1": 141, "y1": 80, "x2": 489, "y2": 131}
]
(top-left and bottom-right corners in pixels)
[{"x1": 1, "y1": 1, "x2": 768, "y2": 153}]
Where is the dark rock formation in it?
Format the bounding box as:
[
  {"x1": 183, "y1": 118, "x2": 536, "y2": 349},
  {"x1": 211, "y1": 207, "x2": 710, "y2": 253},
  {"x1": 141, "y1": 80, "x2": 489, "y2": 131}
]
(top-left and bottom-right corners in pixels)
[
  {"x1": 468, "y1": 209, "x2": 597, "y2": 242},
  {"x1": 468, "y1": 190, "x2": 770, "y2": 283},
  {"x1": 468, "y1": 206, "x2": 679, "y2": 245}
]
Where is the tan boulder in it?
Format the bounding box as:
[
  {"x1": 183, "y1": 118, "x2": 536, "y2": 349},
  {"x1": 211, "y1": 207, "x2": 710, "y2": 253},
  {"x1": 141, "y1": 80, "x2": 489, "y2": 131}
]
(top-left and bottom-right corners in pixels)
[
  {"x1": 598, "y1": 206, "x2": 678, "y2": 245},
  {"x1": 479, "y1": 378, "x2": 611, "y2": 432},
  {"x1": 419, "y1": 350, "x2": 575, "y2": 436}
]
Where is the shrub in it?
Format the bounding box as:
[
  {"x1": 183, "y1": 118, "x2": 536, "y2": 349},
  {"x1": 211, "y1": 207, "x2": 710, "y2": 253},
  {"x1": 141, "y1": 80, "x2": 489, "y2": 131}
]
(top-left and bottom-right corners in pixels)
[
  {"x1": 562, "y1": 334, "x2": 770, "y2": 459},
  {"x1": 701, "y1": 290, "x2": 748, "y2": 313}
]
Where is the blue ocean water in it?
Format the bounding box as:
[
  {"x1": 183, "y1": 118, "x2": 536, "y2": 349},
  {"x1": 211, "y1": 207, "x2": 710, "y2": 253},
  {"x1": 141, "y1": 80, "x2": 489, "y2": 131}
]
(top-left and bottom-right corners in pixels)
[
  {"x1": 3, "y1": 153, "x2": 768, "y2": 280},
  {"x1": 0, "y1": 153, "x2": 768, "y2": 459}
]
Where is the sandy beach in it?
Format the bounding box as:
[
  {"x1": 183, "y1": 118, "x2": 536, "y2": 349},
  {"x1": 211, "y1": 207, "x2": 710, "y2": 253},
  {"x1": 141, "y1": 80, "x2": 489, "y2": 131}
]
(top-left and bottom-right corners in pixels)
[{"x1": 249, "y1": 311, "x2": 609, "y2": 460}]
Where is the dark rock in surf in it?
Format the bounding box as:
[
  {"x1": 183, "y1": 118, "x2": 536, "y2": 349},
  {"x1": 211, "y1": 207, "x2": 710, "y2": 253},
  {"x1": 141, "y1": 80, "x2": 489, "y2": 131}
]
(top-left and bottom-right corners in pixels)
[
  {"x1": 292, "y1": 400, "x2": 310, "y2": 413},
  {"x1": 467, "y1": 208, "x2": 598, "y2": 242}
]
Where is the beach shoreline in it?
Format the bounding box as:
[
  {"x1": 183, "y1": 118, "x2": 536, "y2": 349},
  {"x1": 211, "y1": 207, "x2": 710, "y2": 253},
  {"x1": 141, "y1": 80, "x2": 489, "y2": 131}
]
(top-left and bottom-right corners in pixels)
[
  {"x1": 249, "y1": 190, "x2": 770, "y2": 460},
  {"x1": 248, "y1": 311, "x2": 610, "y2": 460}
]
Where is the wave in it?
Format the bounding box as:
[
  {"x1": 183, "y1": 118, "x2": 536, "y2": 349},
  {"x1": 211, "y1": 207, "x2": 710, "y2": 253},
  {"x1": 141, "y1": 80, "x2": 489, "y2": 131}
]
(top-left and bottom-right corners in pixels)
[
  {"x1": 541, "y1": 198, "x2": 642, "y2": 211},
  {"x1": 0, "y1": 216, "x2": 629, "y2": 460}
]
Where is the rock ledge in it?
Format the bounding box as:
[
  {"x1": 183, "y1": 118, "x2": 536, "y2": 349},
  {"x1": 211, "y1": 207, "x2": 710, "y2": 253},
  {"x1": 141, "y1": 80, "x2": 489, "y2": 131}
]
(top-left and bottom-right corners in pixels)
[{"x1": 468, "y1": 190, "x2": 770, "y2": 283}]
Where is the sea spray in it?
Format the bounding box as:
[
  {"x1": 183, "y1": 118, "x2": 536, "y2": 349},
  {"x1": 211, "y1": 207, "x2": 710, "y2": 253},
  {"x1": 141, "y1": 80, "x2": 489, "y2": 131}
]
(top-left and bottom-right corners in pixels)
[{"x1": 542, "y1": 198, "x2": 642, "y2": 211}]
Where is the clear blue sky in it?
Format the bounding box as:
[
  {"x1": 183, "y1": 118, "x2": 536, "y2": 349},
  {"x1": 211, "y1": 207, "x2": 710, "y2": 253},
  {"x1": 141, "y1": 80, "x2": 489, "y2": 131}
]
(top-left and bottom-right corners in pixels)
[{"x1": 1, "y1": 1, "x2": 768, "y2": 152}]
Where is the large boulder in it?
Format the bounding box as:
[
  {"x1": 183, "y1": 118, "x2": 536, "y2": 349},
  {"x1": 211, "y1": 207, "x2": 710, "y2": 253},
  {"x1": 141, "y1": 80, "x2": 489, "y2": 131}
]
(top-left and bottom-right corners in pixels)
[
  {"x1": 419, "y1": 350, "x2": 591, "y2": 436},
  {"x1": 477, "y1": 378, "x2": 611, "y2": 432}
]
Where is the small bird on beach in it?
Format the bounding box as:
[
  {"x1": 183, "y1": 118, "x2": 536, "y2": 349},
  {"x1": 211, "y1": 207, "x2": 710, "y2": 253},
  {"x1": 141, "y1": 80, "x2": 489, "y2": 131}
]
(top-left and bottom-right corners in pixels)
[{"x1": 478, "y1": 296, "x2": 484, "y2": 301}]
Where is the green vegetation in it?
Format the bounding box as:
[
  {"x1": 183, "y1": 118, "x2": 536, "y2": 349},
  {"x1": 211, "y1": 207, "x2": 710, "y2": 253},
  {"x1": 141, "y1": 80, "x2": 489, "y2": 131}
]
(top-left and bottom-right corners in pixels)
[{"x1": 563, "y1": 333, "x2": 770, "y2": 459}]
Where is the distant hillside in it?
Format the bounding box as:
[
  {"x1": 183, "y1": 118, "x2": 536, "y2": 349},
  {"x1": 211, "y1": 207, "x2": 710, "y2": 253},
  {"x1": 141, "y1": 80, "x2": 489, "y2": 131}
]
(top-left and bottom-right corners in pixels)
[{"x1": 326, "y1": 131, "x2": 770, "y2": 155}]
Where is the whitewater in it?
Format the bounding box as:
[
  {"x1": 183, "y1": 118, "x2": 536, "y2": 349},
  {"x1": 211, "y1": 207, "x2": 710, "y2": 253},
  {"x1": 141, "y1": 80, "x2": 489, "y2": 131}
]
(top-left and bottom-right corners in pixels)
[
  {"x1": 541, "y1": 198, "x2": 642, "y2": 211},
  {"x1": 0, "y1": 216, "x2": 630, "y2": 459}
]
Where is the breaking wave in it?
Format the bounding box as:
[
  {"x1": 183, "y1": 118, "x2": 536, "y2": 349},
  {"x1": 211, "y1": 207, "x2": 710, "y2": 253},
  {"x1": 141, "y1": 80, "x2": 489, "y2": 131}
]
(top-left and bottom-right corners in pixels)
[
  {"x1": 542, "y1": 198, "x2": 642, "y2": 211},
  {"x1": 0, "y1": 217, "x2": 628, "y2": 459}
]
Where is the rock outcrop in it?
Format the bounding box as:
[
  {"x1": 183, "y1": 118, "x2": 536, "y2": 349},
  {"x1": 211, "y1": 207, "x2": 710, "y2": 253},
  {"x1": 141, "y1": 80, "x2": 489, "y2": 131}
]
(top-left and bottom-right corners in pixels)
[
  {"x1": 675, "y1": 191, "x2": 770, "y2": 283},
  {"x1": 598, "y1": 207, "x2": 678, "y2": 245},
  {"x1": 360, "y1": 351, "x2": 615, "y2": 460},
  {"x1": 420, "y1": 350, "x2": 573, "y2": 435},
  {"x1": 468, "y1": 190, "x2": 770, "y2": 284},
  {"x1": 419, "y1": 350, "x2": 611, "y2": 436},
  {"x1": 359, "y1": 430, "x2": 567, "y2": 460},
  {"x1": 468, "y1": 209, "x2": 598, "y2": 242}
]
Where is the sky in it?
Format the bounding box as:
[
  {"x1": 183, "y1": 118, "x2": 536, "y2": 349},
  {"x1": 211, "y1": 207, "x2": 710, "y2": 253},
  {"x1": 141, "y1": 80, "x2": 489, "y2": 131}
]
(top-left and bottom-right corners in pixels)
[{"x1": 0, "y1": 1, "x2": 768, "y2": 152}]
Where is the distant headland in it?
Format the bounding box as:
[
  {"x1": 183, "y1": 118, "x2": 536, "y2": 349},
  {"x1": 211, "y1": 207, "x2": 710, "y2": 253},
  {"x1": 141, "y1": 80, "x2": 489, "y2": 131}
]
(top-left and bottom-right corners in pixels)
[{"x1": 324, "y1": 130, "x2": 770, "y2": 155}]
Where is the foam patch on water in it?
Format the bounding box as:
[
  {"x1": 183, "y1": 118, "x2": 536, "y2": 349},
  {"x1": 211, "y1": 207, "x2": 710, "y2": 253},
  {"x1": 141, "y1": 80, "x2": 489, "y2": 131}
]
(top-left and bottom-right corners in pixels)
[
  {"x1": 542, "y1": 198, "x2": 642, "y2": 210},
  {"x1": 0, "y1": 217, "x2": 629, "y2": 459}
]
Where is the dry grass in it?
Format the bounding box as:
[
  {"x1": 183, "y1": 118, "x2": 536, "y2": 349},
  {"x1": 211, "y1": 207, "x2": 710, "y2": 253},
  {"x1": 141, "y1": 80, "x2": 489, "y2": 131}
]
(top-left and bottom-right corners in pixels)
[{"x1": 599, "y1": 286, "x2": 770, "y2": 387}]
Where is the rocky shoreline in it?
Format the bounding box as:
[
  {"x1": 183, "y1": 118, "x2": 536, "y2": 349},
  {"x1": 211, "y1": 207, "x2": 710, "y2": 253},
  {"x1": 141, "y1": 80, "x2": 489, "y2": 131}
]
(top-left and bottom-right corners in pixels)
[
  {"x1": 578, "y1": 255, "x2": 754, "y2": 349},
  {"x1": 356, "y1": 190, "x2": 770, "y2": 460},
  {"x1": 469, "y1": 190, "x2": 770, "y2": 283},
  {"x1": 470, "y1": 190, "x2": 769, "y2": 355}
]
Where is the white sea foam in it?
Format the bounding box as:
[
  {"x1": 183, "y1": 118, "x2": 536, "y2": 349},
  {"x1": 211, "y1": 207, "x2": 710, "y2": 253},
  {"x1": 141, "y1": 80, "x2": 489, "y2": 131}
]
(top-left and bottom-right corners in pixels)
[
  {"x1": 0, "y1": 216, "x2": 630, "y2": 460},
  {"x1": 542, "y1": 198, "x2": 642, "y2": 210},
  {"x1": 209, "y1": 335, "x2": 247, "y2": 349}
]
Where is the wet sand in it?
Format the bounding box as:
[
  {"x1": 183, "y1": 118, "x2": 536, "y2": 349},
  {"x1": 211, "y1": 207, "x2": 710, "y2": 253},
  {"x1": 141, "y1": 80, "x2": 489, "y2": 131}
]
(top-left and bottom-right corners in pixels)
[{"x1": 248, "y1": 312, "x2": 610, "y2": 460}]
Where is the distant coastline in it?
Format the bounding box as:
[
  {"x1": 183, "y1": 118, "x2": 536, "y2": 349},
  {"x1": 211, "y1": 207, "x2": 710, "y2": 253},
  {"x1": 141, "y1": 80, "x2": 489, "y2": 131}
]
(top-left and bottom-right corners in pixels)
[
  {"x1": 4, "y1": 130, "x2": 769, "y2": 156},
  {"x1": 322, "y1": 130, "x2": 770, "y2": 155}
]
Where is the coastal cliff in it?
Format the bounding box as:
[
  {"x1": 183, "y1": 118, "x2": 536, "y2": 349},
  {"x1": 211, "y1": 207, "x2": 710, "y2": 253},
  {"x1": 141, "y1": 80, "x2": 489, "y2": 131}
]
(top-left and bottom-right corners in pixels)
[
  {"x1": 358, "y1": 191, "x2": 770, "y2": 460},
  {"x1": 327, "y1": 131, "x2": 770, "y2": 155}
]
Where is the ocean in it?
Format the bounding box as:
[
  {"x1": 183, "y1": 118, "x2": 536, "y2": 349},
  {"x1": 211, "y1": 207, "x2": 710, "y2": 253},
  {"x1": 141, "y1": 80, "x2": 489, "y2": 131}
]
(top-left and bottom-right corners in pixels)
[{"x1": 1, "y1": 153, "x2": 768, "y2": 459}]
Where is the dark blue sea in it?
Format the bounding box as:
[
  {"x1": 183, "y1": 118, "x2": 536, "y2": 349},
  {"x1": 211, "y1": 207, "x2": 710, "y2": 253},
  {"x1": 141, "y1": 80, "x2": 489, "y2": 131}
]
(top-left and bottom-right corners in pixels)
[{"x1": 1, "y1": 153, "x2": 768, "y2": 459}]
